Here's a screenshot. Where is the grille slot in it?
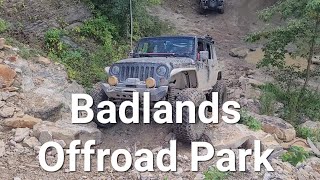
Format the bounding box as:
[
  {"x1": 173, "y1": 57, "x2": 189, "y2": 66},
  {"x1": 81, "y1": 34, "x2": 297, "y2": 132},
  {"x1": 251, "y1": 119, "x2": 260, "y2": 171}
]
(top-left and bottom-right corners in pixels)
[{"x1": 118, "y1": 64, "x2": 157, "y2": 82}]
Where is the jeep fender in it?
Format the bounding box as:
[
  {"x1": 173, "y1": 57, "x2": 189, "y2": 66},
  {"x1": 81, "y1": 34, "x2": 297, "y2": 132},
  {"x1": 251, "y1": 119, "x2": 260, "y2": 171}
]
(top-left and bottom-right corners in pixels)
[{"x1": 170, "y1": 68, "x2": 198, "y2": 89}]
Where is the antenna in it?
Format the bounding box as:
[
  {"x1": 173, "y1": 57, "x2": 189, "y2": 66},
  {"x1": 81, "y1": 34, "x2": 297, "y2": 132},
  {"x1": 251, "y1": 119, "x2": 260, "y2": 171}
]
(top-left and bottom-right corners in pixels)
[{"x1": 130, "y1": 0, "x2": 133, "y2": 52}]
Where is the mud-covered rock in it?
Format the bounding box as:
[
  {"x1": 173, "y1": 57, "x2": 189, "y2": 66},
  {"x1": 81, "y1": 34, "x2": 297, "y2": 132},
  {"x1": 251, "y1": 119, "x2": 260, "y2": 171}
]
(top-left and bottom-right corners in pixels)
[
  {"x1": 33, "y1": 121, "x2": 102, "y2": 146},
  {"x1": 14, "y1": 128, "x2": 30, "y2": 142},
  {"x1": 230, "y1": 47, "x2": 249, "y2": 58},
  {"x1": 0, "y1": 64, "x2": 16, "y2": 87},
  {"x1": 301, "y1": 121, "x2": 320, "y2": 132},
  {"x1": 248, "y1": 112, "x2": 296, "y2": 142},
  {"x1": 22, "y1": 137, "x2": 40, "y2": 148},
  {"x1": 3, "y1": 115, "x2": 42, "y2": 128}
]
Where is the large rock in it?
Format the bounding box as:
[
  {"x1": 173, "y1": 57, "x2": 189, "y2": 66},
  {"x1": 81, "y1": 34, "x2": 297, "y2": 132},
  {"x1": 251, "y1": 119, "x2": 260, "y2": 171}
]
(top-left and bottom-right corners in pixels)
[
  {"x1": 23, "y1": 93, "x2": 63, "y2": 121},
  {"x1": 0, "y1": 106, "x2": 15, "y2": 118},
  {"x1": 22, "y1": 137, "x2": 40, "y2": 148},
  {"x1": 248, "y1": 112, "x2": 296, "y2": 142},
  {"x1": 33, "y1": 121, "x2": 102, "y2": 146},
  {"x1": 3, "y1": 115, "x2": 42, "y2": 128},
  {"x1": 301, "y1": 121, "x2": 320, "y2": 132},
  {"x1": 0, "y1": 64, "x2": 16, "y2": 87},
  {"x1": 207, "y1": 122, "x2": 282, "y2": 151},
  {"x1": 36, "y1": 56, "x2": 51, "y2": 66},
  {"x1": 14, "y1": 128, "x2": 30, "y2": 142},
  {"x1": 38, "y1": 130, "x2": 53, "y2": 145},
  {"x1": 229, "y1": 47, "x2": 249, "y2": 58}
]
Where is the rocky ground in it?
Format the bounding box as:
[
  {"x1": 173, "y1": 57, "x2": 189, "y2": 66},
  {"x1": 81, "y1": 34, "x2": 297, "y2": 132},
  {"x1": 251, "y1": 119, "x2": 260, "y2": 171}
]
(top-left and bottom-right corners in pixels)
[{"x1": 0, "y1": 0, "x2": 320, "y2": 180}]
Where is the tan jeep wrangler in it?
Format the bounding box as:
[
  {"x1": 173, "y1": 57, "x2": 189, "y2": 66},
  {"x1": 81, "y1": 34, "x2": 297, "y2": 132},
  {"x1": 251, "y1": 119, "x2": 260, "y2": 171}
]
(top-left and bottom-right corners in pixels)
[{"x1": 90, "y1": 35, "x2": 226, "y2": 143}]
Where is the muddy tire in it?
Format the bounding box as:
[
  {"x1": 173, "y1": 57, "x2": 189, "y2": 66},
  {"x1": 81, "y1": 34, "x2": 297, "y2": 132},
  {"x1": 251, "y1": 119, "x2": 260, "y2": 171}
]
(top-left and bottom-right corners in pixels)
[
  {"x1": 90, "y1": 82, "x2": 116, "y2": 129},
  {"x1": 212, "y1": 80, "x2": 227, "y2": 108},
  {"x1": 198, "y1": 1, "x2": 206, "y2": 14},
  {"x1": 173, "y1": 89, "x2": 207, "y2": 143},
  {"x1": 217, "y1": 4, "x2": 225, "y2": 14}
]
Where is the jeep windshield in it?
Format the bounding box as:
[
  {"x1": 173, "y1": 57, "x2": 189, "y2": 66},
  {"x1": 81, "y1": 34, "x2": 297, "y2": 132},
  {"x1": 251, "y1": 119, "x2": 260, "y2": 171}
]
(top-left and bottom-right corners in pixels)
[{"x1": 134, "y1": 37, "x2": 195, "y2": 58}]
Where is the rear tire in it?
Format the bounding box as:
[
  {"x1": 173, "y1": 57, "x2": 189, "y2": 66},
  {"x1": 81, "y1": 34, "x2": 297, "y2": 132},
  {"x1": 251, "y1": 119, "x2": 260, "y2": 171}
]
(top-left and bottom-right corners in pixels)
[
  {"x1": 198, "y1": 1, "x2": 206, "y2": 14},
  {"x1": 173, "y1": 89, "x2": 207, "y2": 143},
  {"x1": 217, "y1": 5, "x2": 225, "y2": 14},
  {"x1": 90, "y1": 82, "x2": 116, "y2": 129}
]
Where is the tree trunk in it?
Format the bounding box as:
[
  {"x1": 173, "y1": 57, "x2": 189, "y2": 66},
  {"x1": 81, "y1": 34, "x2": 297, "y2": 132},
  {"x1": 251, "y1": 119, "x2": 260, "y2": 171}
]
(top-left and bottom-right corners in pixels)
[{"x1": 299, "y1": 19, "x2": 320, "y2": 100}]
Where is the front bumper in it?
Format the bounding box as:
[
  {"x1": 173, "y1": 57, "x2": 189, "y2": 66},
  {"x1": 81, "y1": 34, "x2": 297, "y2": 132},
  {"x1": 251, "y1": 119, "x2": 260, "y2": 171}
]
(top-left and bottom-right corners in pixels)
[{"x1": 101, "y1": 83, "x2": 168, "y2": 102}]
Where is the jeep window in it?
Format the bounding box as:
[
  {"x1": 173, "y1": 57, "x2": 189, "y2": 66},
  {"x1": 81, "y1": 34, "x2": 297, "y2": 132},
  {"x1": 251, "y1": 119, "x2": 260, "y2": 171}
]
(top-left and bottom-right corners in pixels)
[{"x1": 135, "y1": 37, "x2": 195, "y2": 58}]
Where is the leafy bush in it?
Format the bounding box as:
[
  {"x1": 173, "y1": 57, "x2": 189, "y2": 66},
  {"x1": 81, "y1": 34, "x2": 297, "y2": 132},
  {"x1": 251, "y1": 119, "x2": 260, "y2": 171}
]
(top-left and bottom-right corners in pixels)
[
  {"x1": 281, "y1": 146, "x2": 310, "y2": 166},
  {"x1": 260, "y1": 83, "x2": 320, "y2": 124},
  {"x1": 0, "y1": 18, "x2": 8, "y2": 33},
  {"x1": 239, "y1": 110, "x2": 262, "y2": 131},
  {"x1": 260, "y1": 90, "x2": 276, "y2": 116},
  {"x1": 204, "y1": 167, "x2": 228, "y2": 180},
  {"x1": 44, "y1": 28, "x2": 66, "y2": 55},
  {"x1": 43, "y1": 1, "x2": 171, "y2": 88},
  {"x1": 296, "y1": 127, "x2": 320, "y2": 142}
]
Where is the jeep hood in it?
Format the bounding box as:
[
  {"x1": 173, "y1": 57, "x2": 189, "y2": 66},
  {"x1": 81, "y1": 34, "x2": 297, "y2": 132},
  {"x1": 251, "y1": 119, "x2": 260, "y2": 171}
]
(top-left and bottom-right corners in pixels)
[{"x1": 116, "y1": 57, "x2": 195, "y2": 68}]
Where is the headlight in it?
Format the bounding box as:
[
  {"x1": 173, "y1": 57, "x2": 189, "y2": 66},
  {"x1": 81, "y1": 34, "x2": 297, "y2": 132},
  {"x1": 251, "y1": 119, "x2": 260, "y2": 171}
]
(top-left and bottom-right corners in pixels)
[
  {"x1": 156, "y1": 66, "x2": 167, "y2": 76},
  {"x1": 108, "y1": 76, "x2": 118, "y2": 86},
  {"x1": 111, "y1": 65, "x2": 120, "y2": 75},
  {"x1": 146, "y1": 77, "x2": 156, "y2": 88}
]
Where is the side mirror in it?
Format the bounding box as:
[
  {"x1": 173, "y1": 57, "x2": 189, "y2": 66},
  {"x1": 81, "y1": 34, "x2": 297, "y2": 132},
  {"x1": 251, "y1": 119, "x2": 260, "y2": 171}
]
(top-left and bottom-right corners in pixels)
[{"x1": 199, "y1": 51, "x2": 209, "y2": 61}]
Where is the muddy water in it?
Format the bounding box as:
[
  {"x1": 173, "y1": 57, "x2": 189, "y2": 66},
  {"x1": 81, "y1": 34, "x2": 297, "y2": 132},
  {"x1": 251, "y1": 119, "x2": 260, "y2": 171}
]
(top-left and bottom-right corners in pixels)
[{"x1": 245, "y1": 48, "x2": 309, "y2": 70}]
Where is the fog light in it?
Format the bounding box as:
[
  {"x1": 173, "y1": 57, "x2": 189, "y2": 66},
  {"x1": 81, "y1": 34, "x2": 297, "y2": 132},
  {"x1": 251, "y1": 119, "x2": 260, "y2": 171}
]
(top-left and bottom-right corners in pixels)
[
  {"x1": 146, "y1": 77, "x2": 156, "y2": 88},
  {"x1": 108, "y1": 76, "x2": 118, "y2": 86}
]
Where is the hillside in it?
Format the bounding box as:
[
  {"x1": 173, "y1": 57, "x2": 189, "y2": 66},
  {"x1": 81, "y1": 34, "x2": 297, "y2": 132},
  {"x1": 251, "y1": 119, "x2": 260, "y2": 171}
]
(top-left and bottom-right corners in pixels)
[{"x1": 0, "y1": 0, "x2": 320, "y2": 180}]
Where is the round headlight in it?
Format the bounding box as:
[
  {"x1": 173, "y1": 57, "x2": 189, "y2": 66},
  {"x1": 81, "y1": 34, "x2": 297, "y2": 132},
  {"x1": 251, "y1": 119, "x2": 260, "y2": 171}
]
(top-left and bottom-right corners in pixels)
[
  {"x1": 146, "y1": 77, "x2": 156, "y2": 88},
  {"x1": 111, "y1": 65, "x2": 120, "y2": 75},
  {"x1": 108, "y1": 76, "x2": 118, "y2": 86},
  {"x1": 156, "y1": 66, "x2": 167, "y2": 76}
]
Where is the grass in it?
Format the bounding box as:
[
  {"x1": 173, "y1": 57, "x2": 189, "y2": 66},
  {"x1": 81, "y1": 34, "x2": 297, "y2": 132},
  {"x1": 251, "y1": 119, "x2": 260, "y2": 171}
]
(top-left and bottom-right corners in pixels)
[
  {"x1": 239, "y1": 110, "x2": 262, "y2": 131},
  {"x1": 204, "y1": 167, "x2": 228, "y2": 180},
  {"x1": 281, "y1": 146, "x2": 310, "y2": 166},
  {"x1": 296, "y1": 126, "x2": 320, "y2": 142},
  {"x1": 0, "y1": 18, "x2": 8, "y2": 33},
  {"x1": 260, "y1": 90, "x2": 276, "y2": 115},
  {"x1": 259, "y1": 83, "x2": 320, "y2": 124}
]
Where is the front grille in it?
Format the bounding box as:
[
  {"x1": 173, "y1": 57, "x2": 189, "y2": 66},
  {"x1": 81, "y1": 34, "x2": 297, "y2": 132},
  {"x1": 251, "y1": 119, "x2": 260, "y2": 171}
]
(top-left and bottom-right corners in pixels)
[{"x1": 119, "y1": 65, "x2": 155, "y2": 82}]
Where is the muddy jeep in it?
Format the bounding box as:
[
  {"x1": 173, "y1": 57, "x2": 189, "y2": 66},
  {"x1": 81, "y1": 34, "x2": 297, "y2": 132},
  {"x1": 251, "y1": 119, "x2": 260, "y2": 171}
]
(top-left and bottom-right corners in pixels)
[
  {"x1": 91, "y1": 35, "x2": 226, "y2": 143},
  {"x1": 198, "y1": 0, "x2": 225, "y2": 14}
]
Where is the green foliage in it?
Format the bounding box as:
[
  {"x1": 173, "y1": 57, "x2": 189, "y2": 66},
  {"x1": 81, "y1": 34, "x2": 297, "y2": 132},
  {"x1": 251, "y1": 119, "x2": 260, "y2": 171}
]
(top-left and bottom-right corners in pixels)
[
  {"x1": 204, "y1": 167, "x2": 228, "y2": 180},
  {"x1": 83, "y1": 0, "x2": 171, "y2": 40},
  {"x1": 281, "y1": 146, "x2": 310, "y2": 166},
  {"x1": 260, "y1": 90, "x2": 276, "y2": 116},
  {"x1": 43, "y1": 1, "x2": 170, "y2": 88},
  {"x1": 247, "y1": 0, "x2": 320, "y2": 100},
  {"x1": 0, "y1": 18, "x2": 8, "y2": 33},
  {"x1": 239, "y1": 110, "x2": 262, "y2": 131},
  {"x1": 44, "y1": 28, "x2": 66, "y2": 55},
  {"x1": 260, "y1": 83, "x2": 320, "y2": 124},
  {"x1": 296, "y1": 126, "x2": 320, "y2": 142}
]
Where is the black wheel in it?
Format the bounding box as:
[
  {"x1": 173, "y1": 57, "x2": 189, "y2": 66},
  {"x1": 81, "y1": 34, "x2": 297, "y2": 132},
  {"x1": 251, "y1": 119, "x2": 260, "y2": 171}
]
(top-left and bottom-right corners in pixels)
[
  {"x1": 212, "y1": 80, "x2": 227, "y2": 108},
  {"x1": 173, "y1": 89, "x2": 208, "y2": 143},
  {"x1": 217, "y1": 5, "x2": 225, "y2": 14},
  {"x1": 90, "y1": 82, "x2": 116, "y2": 128},
  {"x1": 198, "y1": 1, "x2": 206, "y2": 14}
]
